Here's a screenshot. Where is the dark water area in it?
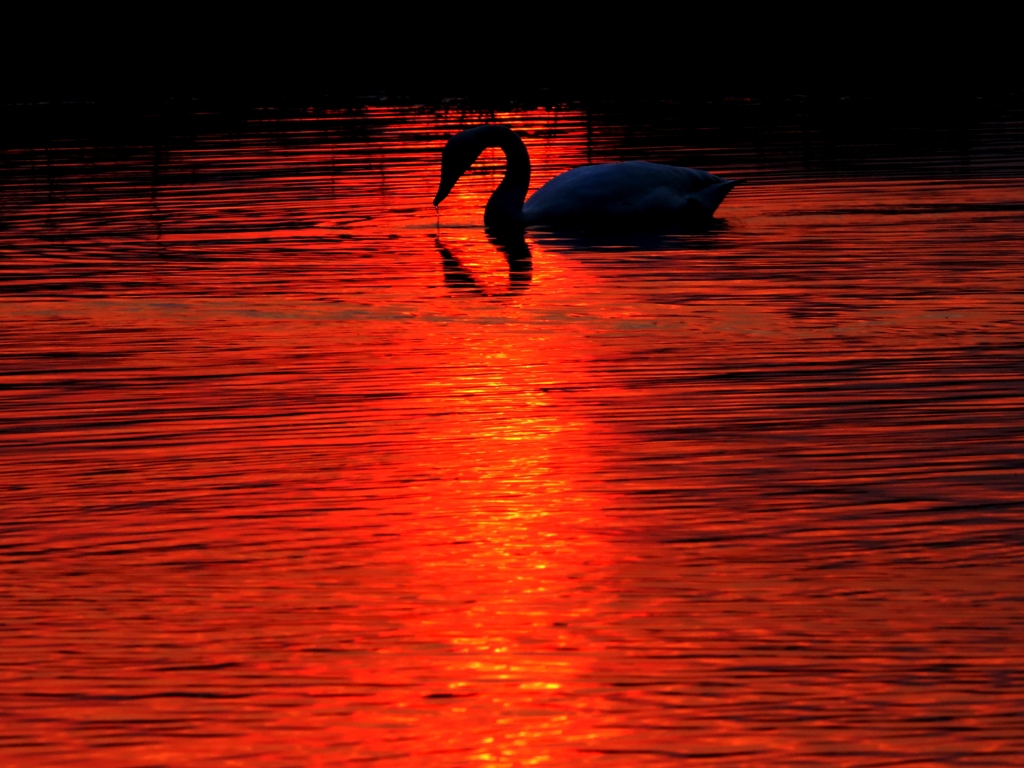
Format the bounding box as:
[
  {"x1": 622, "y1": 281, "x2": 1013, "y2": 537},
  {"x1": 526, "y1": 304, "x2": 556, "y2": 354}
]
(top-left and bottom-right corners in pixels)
[{"x1": 2, "y1": 101, "x2": 1024, "y2": 766}]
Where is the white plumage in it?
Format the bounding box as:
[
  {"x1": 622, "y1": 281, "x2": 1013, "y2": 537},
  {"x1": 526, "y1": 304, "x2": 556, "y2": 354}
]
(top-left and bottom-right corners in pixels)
[{"x1": 523, "y1": 161, "x2": 735, "y2": 224}]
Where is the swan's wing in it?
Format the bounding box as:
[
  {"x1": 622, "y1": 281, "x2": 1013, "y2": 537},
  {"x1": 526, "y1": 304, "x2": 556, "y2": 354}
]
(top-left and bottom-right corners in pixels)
[{"x1": 523, "y1": 161, "x2": 732, "y2": 224}]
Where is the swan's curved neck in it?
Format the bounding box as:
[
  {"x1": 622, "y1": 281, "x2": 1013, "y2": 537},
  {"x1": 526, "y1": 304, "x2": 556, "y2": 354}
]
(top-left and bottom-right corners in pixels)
[{"x1": 483, "y1": 129, "x2": 531, "y2": 229}]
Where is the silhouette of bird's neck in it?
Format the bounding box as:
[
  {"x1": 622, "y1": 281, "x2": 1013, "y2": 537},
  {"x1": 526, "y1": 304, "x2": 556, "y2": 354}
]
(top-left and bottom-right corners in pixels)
[{"x1": 483, "y1": 128, "x2": 531, "y2": 229}]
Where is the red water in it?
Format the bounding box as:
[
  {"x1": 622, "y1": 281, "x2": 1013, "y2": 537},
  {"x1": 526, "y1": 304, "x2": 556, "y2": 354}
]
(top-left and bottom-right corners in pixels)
[{"x1": 2, "y1": 105, "x2": 1023, "y2": 766}]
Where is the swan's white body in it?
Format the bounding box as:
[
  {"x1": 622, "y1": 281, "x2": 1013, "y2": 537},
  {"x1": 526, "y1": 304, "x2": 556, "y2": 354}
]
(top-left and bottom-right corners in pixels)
[
  {"x1": 523, "y1": 161, "x2": 733, "y2": 224},
  {"x1": 434, "y1": 125, "x2": 739, "y2": 230}
]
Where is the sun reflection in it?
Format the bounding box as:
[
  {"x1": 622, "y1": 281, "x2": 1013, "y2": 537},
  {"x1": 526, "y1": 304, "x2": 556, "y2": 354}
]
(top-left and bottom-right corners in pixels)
[{"x1": 376, "y1": 291, "x2": 614, "y2": 765}]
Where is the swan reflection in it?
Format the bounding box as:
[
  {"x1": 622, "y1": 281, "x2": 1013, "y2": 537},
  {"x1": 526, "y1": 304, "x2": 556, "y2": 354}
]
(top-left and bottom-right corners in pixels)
[
  {"x1": 437, "y1": 228, "x2": 532, "y2": 296},
  {"x1": 529, "y1": 218, "x2": 729, "y2": 256}
]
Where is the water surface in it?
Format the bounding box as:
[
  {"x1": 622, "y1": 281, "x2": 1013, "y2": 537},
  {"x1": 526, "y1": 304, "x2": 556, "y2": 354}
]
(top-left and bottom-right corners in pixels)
[{"x1": 2, "y1": 104, "x2": 1023, "y2": 766}]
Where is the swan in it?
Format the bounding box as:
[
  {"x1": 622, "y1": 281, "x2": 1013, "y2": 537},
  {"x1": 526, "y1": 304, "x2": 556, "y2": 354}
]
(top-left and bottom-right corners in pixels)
[{"x1": 433, "y1": 125, "x2": 740, "y2": 230}]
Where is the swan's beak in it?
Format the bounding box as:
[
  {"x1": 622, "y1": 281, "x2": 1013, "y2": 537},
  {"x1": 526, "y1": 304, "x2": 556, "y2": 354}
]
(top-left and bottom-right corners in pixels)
[
  {"x1": 435, "y1": 136, "x2": 483, "y2": 207},
  {"x1": 433, "y1": 188, "x2": 449, "y2": 207},
  {"x1": 433, "y1": 172, "x2": 459, "y2": 207}
]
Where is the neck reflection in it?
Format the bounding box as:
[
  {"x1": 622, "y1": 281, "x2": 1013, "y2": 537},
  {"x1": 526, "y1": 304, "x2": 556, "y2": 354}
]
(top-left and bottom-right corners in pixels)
[{"x1": 437, "y1": 229, "x2": 532, "y2": 296}]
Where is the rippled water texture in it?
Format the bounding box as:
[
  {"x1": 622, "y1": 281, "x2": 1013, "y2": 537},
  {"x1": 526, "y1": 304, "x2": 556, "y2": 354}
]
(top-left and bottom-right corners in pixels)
[{"x1": 2, "y1": 103, "x2": 1024, "y2": 766}]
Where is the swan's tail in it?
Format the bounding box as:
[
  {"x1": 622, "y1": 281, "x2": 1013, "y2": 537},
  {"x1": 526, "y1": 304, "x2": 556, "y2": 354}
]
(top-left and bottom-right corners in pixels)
[{"x1": 691, "y1": 179, "x2": 742, "y2": 219}]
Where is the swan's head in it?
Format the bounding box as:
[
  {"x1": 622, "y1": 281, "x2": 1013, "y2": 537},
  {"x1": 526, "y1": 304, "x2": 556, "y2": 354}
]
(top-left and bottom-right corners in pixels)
[{"x1": 433, "y1": 126, "x2": 508, "y2": 207}]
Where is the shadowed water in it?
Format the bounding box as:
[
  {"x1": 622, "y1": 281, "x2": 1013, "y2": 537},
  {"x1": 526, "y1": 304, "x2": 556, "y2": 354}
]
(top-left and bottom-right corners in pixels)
[{"x1": 2, "y1": 104, "x2": 1023, "y2": 766}]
